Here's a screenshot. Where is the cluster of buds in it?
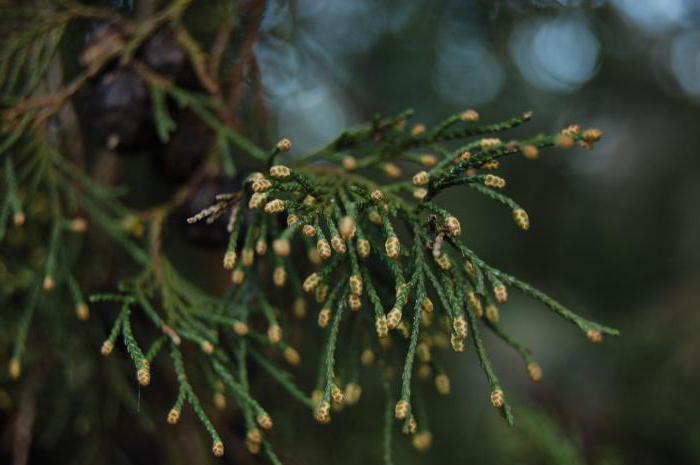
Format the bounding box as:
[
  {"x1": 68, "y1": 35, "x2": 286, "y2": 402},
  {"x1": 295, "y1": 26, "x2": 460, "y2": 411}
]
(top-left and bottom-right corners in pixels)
[
  {"x1": 330, "y1": 384, "x2": 345, "y2": 406},
  {"x1": 461, "y1": 109, "x2": 480, "y2": 122},
  {"x1": 315, "y1": 400, "x2": 331, "y2": 424},
  {"x1": 286, "y1": 215, "x2": 299, "y2": 227},
  {"x1": 167, "y1": 408, "x2": 181, "y2": 425},
  {"x1": 452, "y1": 315, "x2": 467, "y2": 338},
  {"x1": 559, "y1": 124, "x2": 603, "y2": 149},
  {"x1": 368, "y1": 209, "x2": 383, "y2": 225},
  {"x1": 416, "y1": 342, "x2": 431, "y2": 362},
  {"x1": 251, "y1": 177, "x2": 272, "y2": 193},
  {"x1": 75, "y1": 303, "x2": 90, "y2": 321},
  {"x1": 267, "y1": 323, "x2": 282, "y2": 344},
  {"x1": 512, "y1": 208, "x2": 530, "y2": 230},
  {"x1": 330, "y1": 235, "x2": 346, "y2": 254},
  {"x1": 276, "y1": 138, "x2": 292, "y2": 152},
  {"x1": 348, "y1": 293, "x2": 361, "y2": 311},
  {"x1": 420, "y1": 153, "x2": 437, "y2": 167},
  {"x1": 370, "y1": 190, "x2": 384, "y2": 202},
  {"x1": 318, "y1": 308, "x2": 331, "y2": 328},
  {"x1": 412, "y1": 431, "x2": 433, "y2": 451},
  {"x1": 489, "y1": 389, "x2": 505, "y2": 409},
  {"x1": 521, "y1": 144, "x2": 539, "y2": 160},
  {"x1": 385, "y1": 235, "x2": 400, "y2": 259},
  {"x1": 242, "y1": 248, "x2": 255, "y2": 267},
  {"x1": 315, "y1": 284, "x2": 329, "y2": 303},
  {"x1": 349, "y1": 274, "x2": 363, "y2": 295},
  {"x1": 283, "y1": 346, "x2": 300, "y2": 365},
  {"x1": 317, "y1": 239, "x2": 332, "y2": 259},
  {"x1": 527, "y1": 362, "x2": 543, "y2": 382},
  {"x1": 338, "y1": 216, "x2": 356, "y2": 240},
  {"x1": 434, "y1": 252, "x2": 451, "y2": 271},
  {"x1": 387, "y1": 308, "x2": 402, "y2": 329},
  {"x1": 381, "y1": 162, "x2": 402, "y2": 179},
  {"x1": 412, "y1": 170, "x2": 430, "y2": 187},
  {"x1": 200, "y1": 340, "x2": 215, "y2": 354},
  {"x1": 485, "y1": 304, "x2": 500, "y2": 324},
  {"x1": 344, "y1": 382, "x2": 362, "y2": 405},
  {"x1": 293, "y1": 298, "x2": 307, "y2": 318},
  {"x1": 413, "y1": 187, "x2": 428, "y2": 200},
  {"x1": 479, "y1": 138, "x2": 501, "y2": 150},
  {"x1": 435, "y1": 373, "x2": 450, "y2": 395},
  {"x1": 394, "y1": 399, "x2": 410, "y2": 420},
  {"x1": 270, "y1": 165, "x2": 292, "y2": 179},
  {"x1": 450, "y1": 333, "x2": 465, "y2": 352},
  {"x1": 357, "y1": 238, "x2": 370, "y2": 258},
  {"x1": 212, "y1": 441, "x2": 224, "y2": 457},
  {"x1": 587, "y1": 328, "x2": 603, "y2": 343},
  {"x1": 232, "y1": 269, "x2": 245, "y2": 285},
  {"x1": 42, "y1": 275, "x2": 55, "y2": 292},
  {"x1": 137, "y1": 359, "x2": 151, "y2": 386},
  {"x1": 100, "y1": 340, "x2": 114, "y2": 356},
  {"x1": 273, "y1": 266, "x2": 286, "y2": 287},
  {"x1": 246, "y1": 429, "x2": 262, "y2": 454},
  {"x1": 361, "y1": 348, "x2": 375, "y2": 366},
  {"x1": 256, "y1": 238, "x2": 268, "y2": 255},
  {"x1": 467, "y1": 291, "x2": 483, "y2": 318},
  {"x1": 484, "y1": 174, "x2": 506, "y2": 189},
  {"x1": 248, "y1": 192, "x2": 268, "y2": 209},
  {"x1": 223, "y1": 250, "x2": 237, "y2": 269},
  {"x1": 375, "y1": 315, "x2": 389, "y2": 338},
  {"x1": 12, "y1": 211, "x2": 25, "y2": 227},
  {"x1": 342, "y1": 155, "x2": 357, "y2": 171},
  {"x1": 561, "y1": 124, "x2": 581, "y2": 139},
  {"x1": 407, "y1": 416, "x2": 418, "y2": 434},
  {"x1": 444, "y1": 216, "x2": 461, "y2": 237},
  {"x1": 411, "y1": 123, "x2": 426, "y2": 137},
  {"x1": 8, "y1": 359, "x2": 21, "y2": 379},
  {"x1": 303, "y1": 224, "x2": 316, "y2": 237},
  {"x1": 233, "y1": 321, "x2": 249, "y2": 336},
  {"x1": 555, "y1": 132, "x2": 576, "y2": 149},
  {"x1": 493, "y1": 282, "x2": 508, "y2": 303},
  {"x1": 303, "y1": 272, "x2": 320, "y2": 292},
  {"x1": 257, "y1": 412, "x2": 274, "y2": 430},
  {"x1": 272, "y1": 238, "x2": 290, "y2": 256},
  {"x1": 264, "y1": 199, "x2": 285, "y2": 214}
]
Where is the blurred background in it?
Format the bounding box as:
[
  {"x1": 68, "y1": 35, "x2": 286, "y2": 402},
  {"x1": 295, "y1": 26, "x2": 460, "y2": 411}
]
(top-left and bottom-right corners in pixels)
[
  {"x1": 4, "y1": 1, "x2": 700, "y2": 464},
  {"x1": 250, "y1": 1, "x2": 700, "y2": 464}
]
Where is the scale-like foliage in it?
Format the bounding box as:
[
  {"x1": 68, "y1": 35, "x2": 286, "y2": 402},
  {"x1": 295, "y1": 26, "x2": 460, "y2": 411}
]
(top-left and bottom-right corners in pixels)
[{"x1": 0, "y1": 1, "x2": 616, "y2": 463}]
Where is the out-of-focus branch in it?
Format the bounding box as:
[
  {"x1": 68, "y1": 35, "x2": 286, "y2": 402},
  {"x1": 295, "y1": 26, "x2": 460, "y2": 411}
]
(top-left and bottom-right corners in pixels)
[{"x1": 227, "y1": 0, "x2": 265, "y2": 128}]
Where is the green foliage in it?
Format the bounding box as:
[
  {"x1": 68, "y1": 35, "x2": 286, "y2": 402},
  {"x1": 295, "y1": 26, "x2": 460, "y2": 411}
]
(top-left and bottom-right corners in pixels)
[{"x1": 0, "y1": 1, "x2": 617, "y2": 464}]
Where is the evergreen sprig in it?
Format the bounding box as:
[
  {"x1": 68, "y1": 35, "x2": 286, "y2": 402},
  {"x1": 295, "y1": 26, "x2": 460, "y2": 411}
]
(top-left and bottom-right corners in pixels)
[{"x1": 0, "y1": 1, "x2": 615, "y2": 463}]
